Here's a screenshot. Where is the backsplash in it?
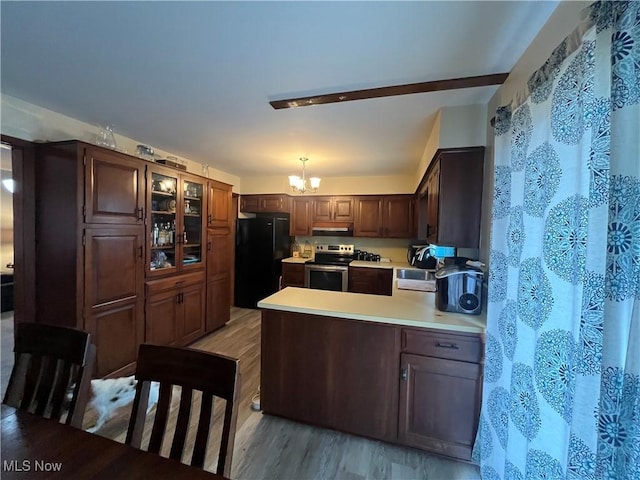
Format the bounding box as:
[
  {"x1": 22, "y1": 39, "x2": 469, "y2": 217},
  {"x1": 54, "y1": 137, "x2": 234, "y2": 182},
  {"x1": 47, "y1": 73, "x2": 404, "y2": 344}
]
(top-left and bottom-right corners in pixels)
[{"x1": 293, "y1": 236, "x2": 410, "y2": 263}]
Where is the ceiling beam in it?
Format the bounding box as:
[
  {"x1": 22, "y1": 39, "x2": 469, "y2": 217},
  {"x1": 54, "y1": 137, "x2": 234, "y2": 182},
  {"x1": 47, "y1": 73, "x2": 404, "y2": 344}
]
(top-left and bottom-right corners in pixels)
[{"x1": 269, "y1": 73, "x2": 509, "y2": 110}]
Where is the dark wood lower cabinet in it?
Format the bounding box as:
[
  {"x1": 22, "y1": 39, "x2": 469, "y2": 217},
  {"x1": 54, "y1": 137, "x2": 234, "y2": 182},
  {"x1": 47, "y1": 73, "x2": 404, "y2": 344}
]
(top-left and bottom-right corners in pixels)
[
  {"x1": 206, "y1": 275, "x2": 230, "y2": 332},
  {"x1": 261, "y1": 309, "x2": 484, "y2": 461},
  {"x1": 261, "y1": 310, "x2": 400, "y2": 443},
  {"x1": 398, "y1": 354, "x2": 481, "y2": 460},
  {"x1": 348, "y1": 266, "x2": 392, "y2": 296},
  {"x1": 87, "y1": 299, "x2": 143, "y2": 378},
  {"x1": 180, "y1": 280, "x2": 206, "y2": 344},
  {"x1": 206, "y1": 228, "x2": 232, "y2": 332},
  {"x1": 145, "y1": 288, "x2": 179, "y2": 346},
  {"x1": 145, "y1": 271, "x2": 205, "y2": 348},
  {"x1": 281, "y1": 262, "x2": 305, "y2": 288}
]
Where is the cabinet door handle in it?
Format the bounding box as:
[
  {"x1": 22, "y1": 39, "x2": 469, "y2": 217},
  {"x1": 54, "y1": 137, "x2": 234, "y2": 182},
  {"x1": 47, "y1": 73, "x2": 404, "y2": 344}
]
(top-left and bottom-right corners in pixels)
[
  {"x1": 400, "y1": 367, "x2": 408, "y2": 381},
  {"x1": 208, "y1": 214, "x2": 212, "y2": 225},
  {"x1": 176, "y1": 293, "x2": 181, "y2": 304},
  {"x1": 180, "y1": 292, "x2": 184, "y2": 303},
  {"x1": 207, "y1": 241, "x2": 212, "y2": 251},
  {"x1": 137, "y1": 207, "x2": 144, "y2": 221},
  {"x1": 138, "y1": 246, "x2": 143, "y2": 259},
  {"x1": 436, "y1": 342, "x2": 459, "y2": 350}
]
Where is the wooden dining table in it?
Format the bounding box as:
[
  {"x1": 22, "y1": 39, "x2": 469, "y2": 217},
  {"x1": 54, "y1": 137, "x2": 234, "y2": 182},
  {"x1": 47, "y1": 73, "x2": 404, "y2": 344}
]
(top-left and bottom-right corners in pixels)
[{"x1": 1, "y1": 405, "x2": 229, "y2": 479}]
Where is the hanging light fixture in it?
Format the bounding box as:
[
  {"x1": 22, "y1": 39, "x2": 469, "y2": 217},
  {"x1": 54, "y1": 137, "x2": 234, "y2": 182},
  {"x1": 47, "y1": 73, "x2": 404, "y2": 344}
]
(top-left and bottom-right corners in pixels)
[{"x1": 288, "y1": 157, "x2": 321, "y2": 194}]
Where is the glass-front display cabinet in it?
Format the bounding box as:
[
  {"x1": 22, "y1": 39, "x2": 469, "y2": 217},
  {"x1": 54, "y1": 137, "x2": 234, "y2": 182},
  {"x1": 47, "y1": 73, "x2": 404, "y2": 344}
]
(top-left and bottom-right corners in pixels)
[
  {"x1": 147, "y1": 165, "x2": 206, "y2": 277},
  {"x1": 181, "y1": 177, "x2": 204, "y2": 269}
]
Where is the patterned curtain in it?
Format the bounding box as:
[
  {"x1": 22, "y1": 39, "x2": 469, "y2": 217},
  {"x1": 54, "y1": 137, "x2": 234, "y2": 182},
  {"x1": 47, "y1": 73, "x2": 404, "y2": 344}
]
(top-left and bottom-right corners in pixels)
[{"x1": 473, "y1": 2, "x2": 639, "y2": 479}]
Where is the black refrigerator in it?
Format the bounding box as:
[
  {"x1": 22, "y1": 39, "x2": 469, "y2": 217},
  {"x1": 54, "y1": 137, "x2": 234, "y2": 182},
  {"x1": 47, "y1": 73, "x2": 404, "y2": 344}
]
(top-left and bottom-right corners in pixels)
[{"x1": 235, "y1": 215, "x2": 291, "y2": 308}]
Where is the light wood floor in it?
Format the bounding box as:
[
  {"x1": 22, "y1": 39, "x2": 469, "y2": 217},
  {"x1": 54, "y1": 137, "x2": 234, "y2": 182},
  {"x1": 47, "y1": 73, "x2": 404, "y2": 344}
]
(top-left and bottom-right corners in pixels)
[{"x1": 1, "y1": 308, "x2": 480, "y2": 479}]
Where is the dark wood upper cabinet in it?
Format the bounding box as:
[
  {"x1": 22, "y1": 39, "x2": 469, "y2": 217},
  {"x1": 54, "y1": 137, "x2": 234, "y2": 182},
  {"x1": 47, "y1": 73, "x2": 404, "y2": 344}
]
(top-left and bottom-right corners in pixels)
[
  {"x1": 311, "y1": 196, "x2": 354, "y2": 223},
  {"x1": 239, "y1": 195, "x2": 260, "y2": 212},
  {"x1": 290, "y1": 197, "x2": 311, "y2": 236},
  {"x1": 240, "y1": 194, "x2": 290, "y2": 213},
  {"x1": 425, "y1": 162, "x2": 440, "y2": 242},
  {"x1": 354, "y1": 195, "x2": 414, "y2": 238},
  {"x1": 354, "y1": 196, "x2": 384, "y2": 237},
  {"x1": 84, "y1": 146, "x2": 145, "y2": 225},
  {"x1": 418, "y1": 147, "x2": 484, "y2": 248},
  {"x1": 383, "y1": 195, "x2": 414, "y2": 238},
  {"x1": 207, "y1": 179, "x2": 233, "y2": 230}
]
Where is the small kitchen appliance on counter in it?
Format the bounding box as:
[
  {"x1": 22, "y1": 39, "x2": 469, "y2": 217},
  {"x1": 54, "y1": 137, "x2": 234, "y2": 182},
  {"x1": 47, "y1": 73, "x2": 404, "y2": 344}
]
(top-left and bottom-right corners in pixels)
[
  {"x1": 434, "y1": 264, "x2": 484, "y2": 315},
  {"x1": 409, "y1": 245, "x2": 436, "y2": 269}
]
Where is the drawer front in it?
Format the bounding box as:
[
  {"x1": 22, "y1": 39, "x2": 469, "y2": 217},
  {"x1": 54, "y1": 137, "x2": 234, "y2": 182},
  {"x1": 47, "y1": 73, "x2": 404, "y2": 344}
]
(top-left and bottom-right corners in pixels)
[
  {"x1": 401, "y1": 329, "x2": 483, "y2": 363},
  {"x1": 146, "y1": 271, "x2": 205, "y2": 295}
]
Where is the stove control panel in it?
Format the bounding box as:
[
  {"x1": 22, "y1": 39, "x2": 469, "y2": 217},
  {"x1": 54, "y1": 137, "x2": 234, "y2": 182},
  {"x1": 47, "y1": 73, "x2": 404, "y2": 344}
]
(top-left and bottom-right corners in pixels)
[{"x1": 314, "y1": 244, "x2": 354, "y2": 254}]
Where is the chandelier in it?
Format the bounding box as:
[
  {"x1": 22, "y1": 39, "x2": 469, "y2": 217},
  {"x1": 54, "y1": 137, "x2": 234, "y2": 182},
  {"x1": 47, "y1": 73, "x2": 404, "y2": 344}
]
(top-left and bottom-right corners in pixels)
[{"x1": 288, "y1": 157, "x2": 321, "y2": 194}]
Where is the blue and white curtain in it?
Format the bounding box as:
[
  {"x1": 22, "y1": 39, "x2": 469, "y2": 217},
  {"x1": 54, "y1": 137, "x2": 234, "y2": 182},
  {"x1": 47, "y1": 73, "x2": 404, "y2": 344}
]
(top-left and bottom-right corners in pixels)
[{"x1": 473, "y1": 2, "x2": 639, "y2": 479}]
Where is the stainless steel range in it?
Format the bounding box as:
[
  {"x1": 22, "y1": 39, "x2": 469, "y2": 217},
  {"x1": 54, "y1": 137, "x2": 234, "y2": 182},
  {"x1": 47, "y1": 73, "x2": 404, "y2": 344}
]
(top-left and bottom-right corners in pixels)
[{"x1": 304, "y1": 244, "x2": 354, "y2": 291}]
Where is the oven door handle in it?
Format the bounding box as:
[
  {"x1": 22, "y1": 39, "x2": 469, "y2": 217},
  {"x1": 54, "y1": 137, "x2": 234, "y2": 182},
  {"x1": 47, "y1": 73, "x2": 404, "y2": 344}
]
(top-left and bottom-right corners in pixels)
[{"x1": 305, "y1": 264, "x2": 349, "y2": 273}]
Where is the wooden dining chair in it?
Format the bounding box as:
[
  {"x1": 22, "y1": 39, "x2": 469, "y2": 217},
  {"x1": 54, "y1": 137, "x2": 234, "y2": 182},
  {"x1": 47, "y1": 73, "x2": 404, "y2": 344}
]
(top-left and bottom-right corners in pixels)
[
  {"x1": 3, "y1": 322, "x2": 95, "y2": 428},
  {"x1": 125, "y1": 344, "x2": 241, "y2": 477}
]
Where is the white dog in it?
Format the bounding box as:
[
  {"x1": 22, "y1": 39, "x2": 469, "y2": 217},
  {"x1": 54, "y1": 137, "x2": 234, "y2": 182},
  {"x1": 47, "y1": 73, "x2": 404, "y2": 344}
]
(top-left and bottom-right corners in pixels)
[{"x1": 85, "y1": 376, "x2": 159, "y2": 433}]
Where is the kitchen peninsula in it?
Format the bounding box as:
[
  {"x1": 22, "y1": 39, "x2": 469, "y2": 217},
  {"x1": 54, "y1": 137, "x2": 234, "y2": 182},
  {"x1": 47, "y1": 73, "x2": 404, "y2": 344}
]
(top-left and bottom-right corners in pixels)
[{"x1": 257, "y1": 284, "x2": 485, "y2": 461}]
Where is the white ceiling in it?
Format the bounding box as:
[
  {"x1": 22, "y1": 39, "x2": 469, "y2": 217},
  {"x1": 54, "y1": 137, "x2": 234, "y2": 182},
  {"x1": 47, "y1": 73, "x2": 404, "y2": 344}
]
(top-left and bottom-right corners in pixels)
[{"x1": 1, "y1": 1, "x2": 558, "y2": 179}]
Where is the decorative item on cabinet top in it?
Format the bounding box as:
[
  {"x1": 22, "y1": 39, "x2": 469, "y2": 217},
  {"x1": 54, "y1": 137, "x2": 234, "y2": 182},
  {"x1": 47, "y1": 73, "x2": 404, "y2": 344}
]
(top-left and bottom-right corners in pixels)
[{"x1": 156, "y1": 156, "x2": 187, "y2": 170}]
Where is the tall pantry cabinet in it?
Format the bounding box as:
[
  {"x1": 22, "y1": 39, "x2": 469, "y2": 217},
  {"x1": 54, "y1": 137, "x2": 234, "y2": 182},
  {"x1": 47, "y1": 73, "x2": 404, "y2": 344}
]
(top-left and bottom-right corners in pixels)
[
  {"x1": 205, "y1": 179, "x2": 233, "y2": 332},
  {"x1": 34, "y1": 141, "x2": 232, "y2": 378},
  {"x1": 35, "y1": 142, "x2": 146, "y2": 377}
]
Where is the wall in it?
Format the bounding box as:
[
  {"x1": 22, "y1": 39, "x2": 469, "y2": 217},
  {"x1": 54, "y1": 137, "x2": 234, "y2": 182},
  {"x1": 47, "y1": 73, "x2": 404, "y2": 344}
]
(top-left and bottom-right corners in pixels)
[
  {"x1": 240, "y1": 174, "x2": 415, "y2": 195},
  {"x1": 0, "y1": 170, "x2": 13, "y2": 271},
  {"x1": 413, "y1": 104, "x2": 487, "y2": 191},
  {"x1": 0, "y1": 94, "x2": 241, "y2": 190},
  {"x1": 414, "y1": 110, "x2": 442, "y2": 191},
  {"x1": 439, "y1": 104, "x2": 488, "y2": 148},
  {"x1": 479, "y1": 0, "x2": 592, "y2": 264},
  {"x1": 295, "y1": 236, "x2": 410, "y2": 263}
]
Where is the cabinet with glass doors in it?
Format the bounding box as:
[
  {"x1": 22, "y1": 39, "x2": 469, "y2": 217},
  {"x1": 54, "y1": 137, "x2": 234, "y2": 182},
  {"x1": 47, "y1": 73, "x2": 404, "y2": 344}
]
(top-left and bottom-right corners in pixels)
[{"x1": 147, "y1": 165, "x2": 207, "y2": 277}]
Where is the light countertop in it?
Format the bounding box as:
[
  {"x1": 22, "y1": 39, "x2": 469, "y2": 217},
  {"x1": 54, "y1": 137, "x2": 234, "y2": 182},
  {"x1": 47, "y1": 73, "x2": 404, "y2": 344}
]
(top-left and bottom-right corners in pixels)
[
  {"x1": 349, "y1": 260, "x2": 409, "y2": 269},
  {"x1": 257, "y1": 286, "x2": 486, "y2": 334},
  {"x1": 282, "y1": 257, "x2": 312, "y2": 264},
  {"x1": 282, "y1": 258, "x2": 411, "y2": 269}
]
